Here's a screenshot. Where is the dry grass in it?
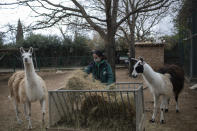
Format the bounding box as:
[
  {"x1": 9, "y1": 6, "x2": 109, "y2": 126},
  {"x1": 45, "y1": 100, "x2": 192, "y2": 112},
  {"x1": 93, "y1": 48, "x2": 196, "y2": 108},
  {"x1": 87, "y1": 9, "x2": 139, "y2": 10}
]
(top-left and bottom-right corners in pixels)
[
  {"x1": 64, "y1": 70, "x2": 108, "y2": 90},
  {"x1": 80, "y1": 94, "x2": 136, "y2": 130},
  {"x1": 58, "y1": 70, "x2": 136, "y2": 130}
]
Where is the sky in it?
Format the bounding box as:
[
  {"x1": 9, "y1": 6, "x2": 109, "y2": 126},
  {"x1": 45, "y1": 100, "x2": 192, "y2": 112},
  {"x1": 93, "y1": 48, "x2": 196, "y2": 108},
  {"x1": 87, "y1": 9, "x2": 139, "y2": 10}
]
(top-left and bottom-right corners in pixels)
[
  {"x1": 0, "y1": 4, "x2": 63, "y2": 42},
  {"x1": 0, "y1": 1, "x2": 175, "y2": 44}
]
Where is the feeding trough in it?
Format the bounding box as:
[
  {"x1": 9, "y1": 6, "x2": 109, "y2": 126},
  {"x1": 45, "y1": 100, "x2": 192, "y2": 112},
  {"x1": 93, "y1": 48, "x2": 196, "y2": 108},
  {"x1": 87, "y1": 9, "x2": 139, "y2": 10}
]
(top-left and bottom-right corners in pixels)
[{"x1": 47, "y1": 82, "x2": 145, "y2": 131}]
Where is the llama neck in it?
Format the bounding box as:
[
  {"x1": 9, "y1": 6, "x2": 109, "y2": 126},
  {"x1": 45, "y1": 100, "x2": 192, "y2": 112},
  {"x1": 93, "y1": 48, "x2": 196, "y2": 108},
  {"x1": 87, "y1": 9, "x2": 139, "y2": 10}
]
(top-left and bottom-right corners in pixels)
[
  {"x1": 142, "y1": 63, "x2": 158, "y2": 84},
  {"x1": 24, "y1": 63, "x2": 37, "y2": 81}
]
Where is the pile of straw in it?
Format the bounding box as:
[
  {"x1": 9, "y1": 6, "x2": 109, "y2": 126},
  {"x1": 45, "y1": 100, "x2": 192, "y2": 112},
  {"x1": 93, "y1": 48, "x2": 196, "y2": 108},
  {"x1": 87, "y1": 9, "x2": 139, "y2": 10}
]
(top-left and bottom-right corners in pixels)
[
  {"x1": 61, "y1": 70, "x2": 136, "y2": 130},
  {"x1": 64, "y1": 70, "x2": 115, "y2": 90},
  {"x1": 80, "y1": 94, "x2": 136, "y2": 130}
]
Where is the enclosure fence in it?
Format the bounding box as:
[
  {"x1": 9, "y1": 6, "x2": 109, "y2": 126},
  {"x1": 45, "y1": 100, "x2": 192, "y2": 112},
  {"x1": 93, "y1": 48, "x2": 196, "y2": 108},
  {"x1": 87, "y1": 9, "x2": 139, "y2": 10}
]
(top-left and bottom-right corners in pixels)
[
  {"x1": 0, "y1": 56, "x2": 92, "y2": 72},
  {"x1": 48, "y1": 82, "x2": 145, "y2": 131}
]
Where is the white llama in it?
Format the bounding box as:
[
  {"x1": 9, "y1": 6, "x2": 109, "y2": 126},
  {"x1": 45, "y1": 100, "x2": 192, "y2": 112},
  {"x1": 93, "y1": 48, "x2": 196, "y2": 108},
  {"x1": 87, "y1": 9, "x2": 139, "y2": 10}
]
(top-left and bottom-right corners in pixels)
[
  {"x1": 131, "y1": 57, "x2": 184, "y2": 123},
  {"x1": 8, "y1": 47, "x2": 47, "y2": 129}
]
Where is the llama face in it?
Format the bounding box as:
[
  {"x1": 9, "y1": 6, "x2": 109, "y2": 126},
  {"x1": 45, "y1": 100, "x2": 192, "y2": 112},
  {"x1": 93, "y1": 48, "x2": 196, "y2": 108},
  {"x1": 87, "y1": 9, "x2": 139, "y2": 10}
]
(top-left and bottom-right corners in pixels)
[
  {"x1": 132, "y1": 59, "x2": 144, "y2": 78},
  {"x1": 20, "y1": 47, "x2": 33, "y2": 64}
]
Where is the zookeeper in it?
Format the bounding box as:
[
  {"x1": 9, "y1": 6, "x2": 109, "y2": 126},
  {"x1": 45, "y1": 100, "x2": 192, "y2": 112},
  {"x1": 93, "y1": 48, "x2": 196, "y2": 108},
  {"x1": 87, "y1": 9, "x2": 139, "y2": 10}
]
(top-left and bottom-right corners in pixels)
[{"x1": 84, "y1": 50, "x2": 114, "y2": 85}]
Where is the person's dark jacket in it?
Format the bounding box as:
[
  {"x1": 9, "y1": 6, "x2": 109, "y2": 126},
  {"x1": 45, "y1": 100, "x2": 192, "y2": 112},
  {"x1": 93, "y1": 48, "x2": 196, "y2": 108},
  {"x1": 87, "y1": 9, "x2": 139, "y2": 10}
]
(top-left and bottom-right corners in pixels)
[{"x1": 84, "y1": 60, "x2": 114, "y2": 85}]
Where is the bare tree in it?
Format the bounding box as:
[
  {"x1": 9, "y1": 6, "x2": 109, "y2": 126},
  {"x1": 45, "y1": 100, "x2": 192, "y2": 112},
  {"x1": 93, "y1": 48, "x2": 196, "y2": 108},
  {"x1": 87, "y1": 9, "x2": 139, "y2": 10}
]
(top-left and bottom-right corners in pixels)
[
  {"x1": 135, "y1": 9, "x2": 168, "y2": 41},
  {"x1": 117, "y1": 0, "x2": 177, "y2": 75},
  {"x1": 0, "y1": 32, "x2": 4, "y2": 47},
  {"x1": 1, "y1": 0, "x2": 174, "y2": 79}
]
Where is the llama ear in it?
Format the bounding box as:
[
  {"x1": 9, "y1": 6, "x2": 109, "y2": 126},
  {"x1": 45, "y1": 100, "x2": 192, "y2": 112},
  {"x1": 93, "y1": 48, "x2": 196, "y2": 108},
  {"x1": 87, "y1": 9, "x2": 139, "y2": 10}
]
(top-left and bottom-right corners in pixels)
[
  {"x1": 20, "y1": 47, "x2": 25, "y2": 54},
  {"x1": 130, "y1": 57, "x2": 138, "y2": 62},
  {"x1": 28, "y1": 47, "x2": 33, "y2": 54},
  {"x1": 139, "y1": 56, "x2": 145, "y2": 64},
  {"x1": 138, "y1": 56, "x2": 144, "y2": 62}
]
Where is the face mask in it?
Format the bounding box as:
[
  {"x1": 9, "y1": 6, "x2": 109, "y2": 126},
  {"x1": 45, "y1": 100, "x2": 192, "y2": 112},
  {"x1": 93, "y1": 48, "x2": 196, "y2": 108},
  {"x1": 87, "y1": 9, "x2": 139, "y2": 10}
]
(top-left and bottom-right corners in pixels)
[{"x1": 94, "y1": 57, "x2": 101, "y2": 63}]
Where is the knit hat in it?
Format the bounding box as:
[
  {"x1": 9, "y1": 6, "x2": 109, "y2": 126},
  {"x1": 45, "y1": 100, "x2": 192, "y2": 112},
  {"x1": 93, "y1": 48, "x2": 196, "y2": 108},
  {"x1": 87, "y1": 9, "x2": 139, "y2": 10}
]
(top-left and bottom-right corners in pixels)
[{"x1": 92, "y1": 50, "x2": 104, "y2": 57}]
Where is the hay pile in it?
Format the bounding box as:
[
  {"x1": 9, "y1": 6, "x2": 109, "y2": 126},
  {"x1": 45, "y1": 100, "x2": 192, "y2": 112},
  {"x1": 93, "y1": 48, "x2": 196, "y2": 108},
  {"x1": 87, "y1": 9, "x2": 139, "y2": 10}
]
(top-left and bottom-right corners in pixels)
[
  {"x1": 80, "y1": 94, "x2": 136, "y2": 130},
  {"x1": 64, "y1": 69, "x2": 115, "y2": 90},
  {"x1": 61, "y1": 70, "x2": 136, "y2": 130}
]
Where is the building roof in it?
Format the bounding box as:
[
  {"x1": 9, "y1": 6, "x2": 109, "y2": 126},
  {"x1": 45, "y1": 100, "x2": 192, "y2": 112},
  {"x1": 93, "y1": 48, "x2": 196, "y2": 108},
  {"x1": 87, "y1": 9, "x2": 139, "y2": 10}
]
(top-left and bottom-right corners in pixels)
[{"x1": 135, "y1": 42, "x2": 164, "y2": 47}]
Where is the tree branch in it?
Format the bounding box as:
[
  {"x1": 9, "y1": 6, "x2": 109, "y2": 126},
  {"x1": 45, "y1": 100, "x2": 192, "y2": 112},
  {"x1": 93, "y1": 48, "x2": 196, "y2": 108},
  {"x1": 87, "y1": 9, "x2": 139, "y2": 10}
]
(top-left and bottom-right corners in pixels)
[
  {"x1": 116, "y1": 0, "x2": 171, "y2": 28},
  {"x1": 71, "y1": 0, "x2": 106, "y2": 38}
]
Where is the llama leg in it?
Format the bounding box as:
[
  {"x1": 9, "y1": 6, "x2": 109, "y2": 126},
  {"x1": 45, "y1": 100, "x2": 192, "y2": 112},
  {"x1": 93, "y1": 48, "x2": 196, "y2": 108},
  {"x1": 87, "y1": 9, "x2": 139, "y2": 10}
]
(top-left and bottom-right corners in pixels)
[
  {"x1": 26, "y1": 102, "x2": 32, "y2": 129},
  {"x1": 40, "y1": 99, "x2": 46, "y2": 124},
  {"x1": 23, "y1": 103, "x2": 28, "y2": 120},
  {"x1": 175, "y1": 95, "x2": 179, "y2": 113},
  {"x1": 165, "y1": 98, "x2": 170, "y2": 113},
  {"x1": 160, "y1": 102, "x2": 165, "y2": 124},
  {"x1": 13, "y1": 100, "x2": 22, "y2": 124},
  {"x1": 150, "y1": 95, "x2": 159, "y2": 123},
  {"x1": 160, "y1": 96, "x2": 168, "y2": 124}
]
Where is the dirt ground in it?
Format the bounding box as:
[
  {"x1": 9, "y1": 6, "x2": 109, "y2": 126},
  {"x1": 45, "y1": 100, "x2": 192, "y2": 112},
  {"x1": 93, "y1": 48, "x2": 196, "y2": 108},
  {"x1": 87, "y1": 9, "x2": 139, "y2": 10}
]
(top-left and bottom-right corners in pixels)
[{"x1": 0, "y1": 68, "x2": 197, "y2": 131}]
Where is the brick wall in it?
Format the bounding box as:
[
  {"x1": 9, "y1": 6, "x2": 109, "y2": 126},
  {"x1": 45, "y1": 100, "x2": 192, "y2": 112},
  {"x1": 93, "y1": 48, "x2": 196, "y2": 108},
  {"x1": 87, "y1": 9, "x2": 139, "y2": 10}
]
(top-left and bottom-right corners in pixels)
[{"x1": 135, "y1": 44, "x2": 164, "y2": 70}]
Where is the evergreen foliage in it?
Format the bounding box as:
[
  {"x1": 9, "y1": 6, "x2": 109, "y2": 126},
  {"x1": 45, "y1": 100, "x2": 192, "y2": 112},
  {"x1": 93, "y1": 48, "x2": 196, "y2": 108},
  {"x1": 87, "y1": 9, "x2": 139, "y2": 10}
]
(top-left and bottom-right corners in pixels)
[{"x1": 16, "y1": 19, "x2": 24, "y2": 44}]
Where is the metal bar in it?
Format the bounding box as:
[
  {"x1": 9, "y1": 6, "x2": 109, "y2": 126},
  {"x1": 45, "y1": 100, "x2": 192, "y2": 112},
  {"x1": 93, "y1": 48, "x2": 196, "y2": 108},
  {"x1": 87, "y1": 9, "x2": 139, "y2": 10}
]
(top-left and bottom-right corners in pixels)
[
  {"x1": 88, "y1": 91, "x2": 93, "y2": 105},
  {"x1": 135, "y1": 90, "x2": 139, "y2": 130},
  {"x1": 83, "y1": 92, "x2": 87, "y2": 100},
  {"x1": 67, "y1": 92, "x2": 76, "y2": 122},
  {"x1": 74, "y1": 92, "x2": 79, "y2": 111},
  {"x1": 138, "y1": 89, "x2": 142, "y2": 124},
  {"x1": 56, "y1": 92, "x2": 67, "y2": 117},
  {"x1": 78, "y1": 93, "x2": 82, "y2": 109},
  {"x1": 51, "y1": 92, "x2": 62, "y2": 121},
  {"x1": 48, "y1": 89, "x2": 139, "y2": 93},
  {"x1": 61, "y1": 92, "x2": 72, "y2": 122},
  {"x1": 72, "y1": 92, "x2": 80, "y2": 127},
  {"x1": 95, "y1": 92, "x2": 105, "y2": 118},
  {"x1": 107, "y1": 92, "x2": 111, "y2": 103},
  {"x1": 140, "y1": 87, "x2": 144, "y2": 114},
  {"x1": 48, "y1": 92, "x2": 52, "y2": 126},
  {"x1": 107, "y1": 91, "x2": 114, "y2": 120},
  {"x1": 94, "y1": 91, "x2": 99, "y2": 122},
  {"x1": 126, "y1": 92, "x2": 131, "y2": 111},
  {"x1": 101, "y1": 92, "x2": 109, "y2": 118},
  {"x1": 116, "y1": 82, "x2": 142, "y2": 85},
  {"x1": 133, "y1": 90, "x2": 137, "y2": 129},
  {"x1": 119, "y1": 91, "x2": 126, "y2": 117},
  {"x1": 138, "y1": 114, "x2": 145, "y2": 131},
  {"x1": 113, "y1": 91, "x2": 119, "y2": 116},
  {"x1": 93, "y1": 92, "x2": 99, "y2": 122},
  {"x1": 66, "y1": 92, "x2": 73, "y2": 121}
]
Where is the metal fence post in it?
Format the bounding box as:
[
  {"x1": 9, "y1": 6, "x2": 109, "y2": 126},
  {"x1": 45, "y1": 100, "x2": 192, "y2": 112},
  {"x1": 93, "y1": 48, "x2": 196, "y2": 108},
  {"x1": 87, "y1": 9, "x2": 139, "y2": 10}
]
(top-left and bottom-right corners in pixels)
[{"x1": 48, "y1": 92, "x2": 52, "y2": 127}]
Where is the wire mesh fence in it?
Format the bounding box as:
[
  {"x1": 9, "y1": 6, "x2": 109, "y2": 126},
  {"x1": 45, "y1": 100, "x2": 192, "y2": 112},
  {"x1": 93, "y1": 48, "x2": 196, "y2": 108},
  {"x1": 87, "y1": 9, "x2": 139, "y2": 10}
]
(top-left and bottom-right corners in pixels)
[
  {"x1": 48, "y1": 82, "x2": 145, "y2": 131},
  {"x1": 0, "y1": 56, "x2": 92, "y2": 72},
  {"x1": 37, "y1": 56, "x2": 92, "y2": 68}
]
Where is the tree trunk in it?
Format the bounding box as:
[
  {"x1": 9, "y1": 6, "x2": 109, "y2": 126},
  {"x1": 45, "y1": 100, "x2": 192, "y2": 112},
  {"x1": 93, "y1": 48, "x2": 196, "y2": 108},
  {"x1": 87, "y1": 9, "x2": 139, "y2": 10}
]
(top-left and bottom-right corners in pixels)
[
  {"x1": 129, "y1": 14, "x2": 136, "y2": 75},
  {"x1": 104, "y1": 34, "x2": 116, "y2": 82},
  {"x1": 129, "y1": 35, "x2": 135, "y2": 75}
]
